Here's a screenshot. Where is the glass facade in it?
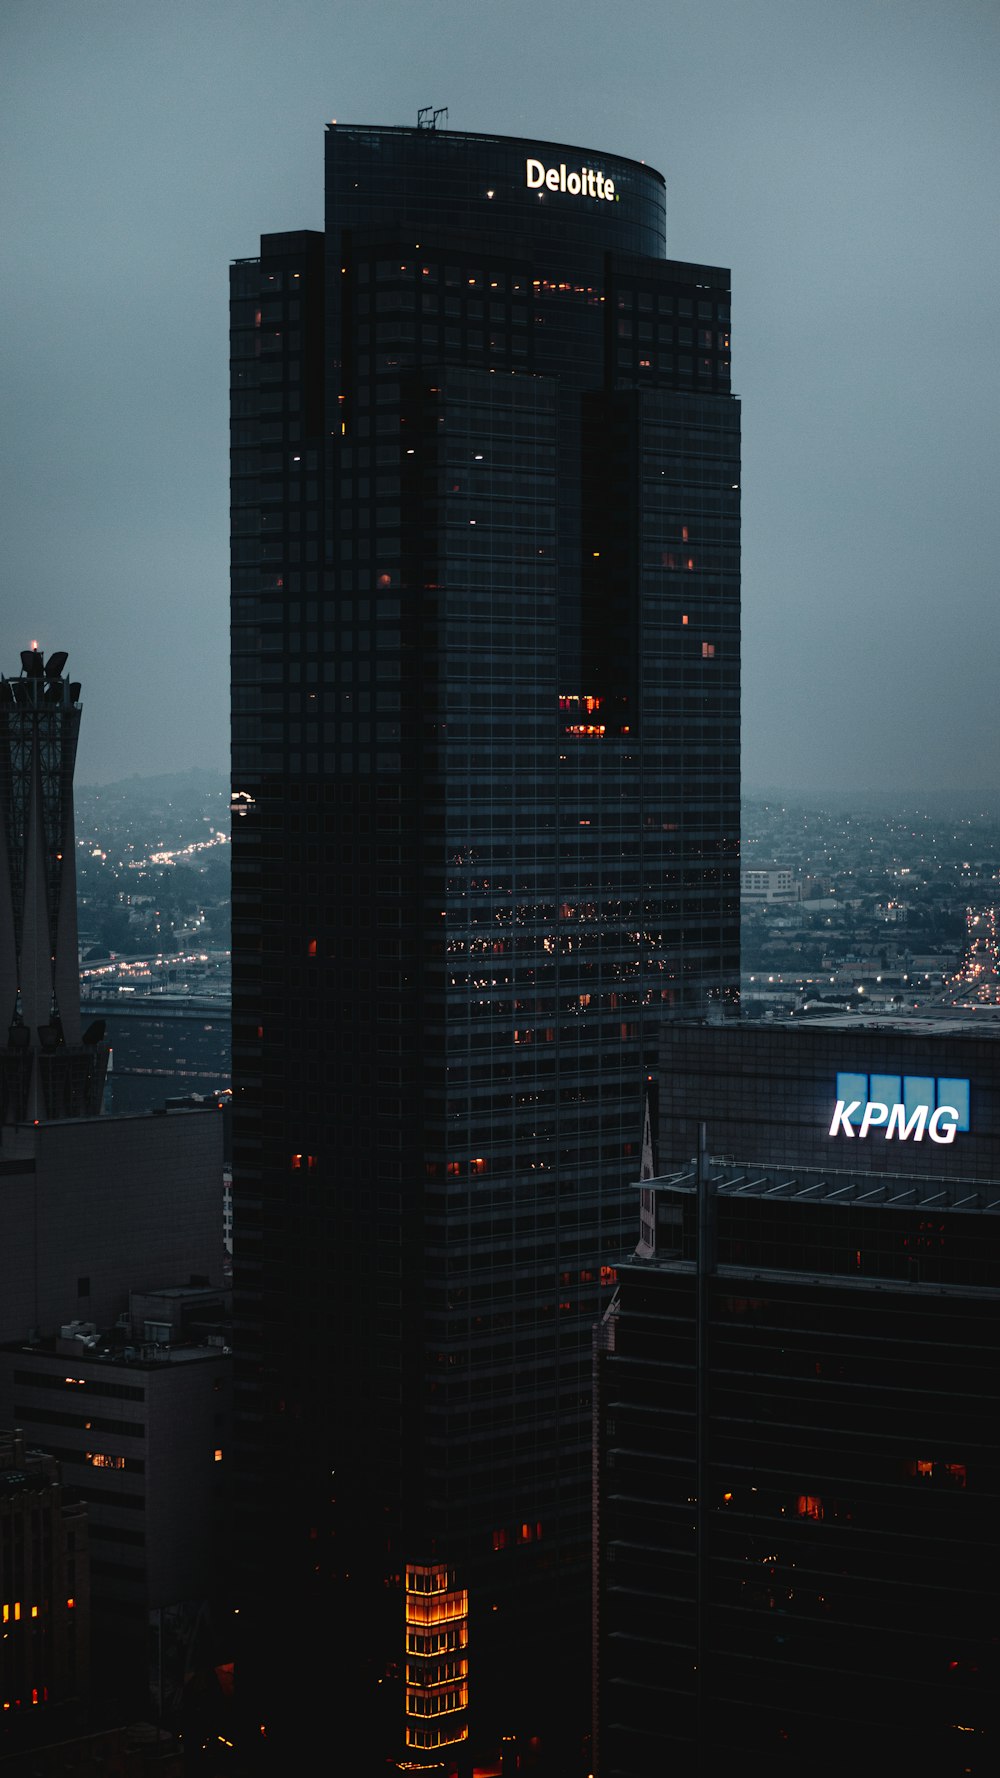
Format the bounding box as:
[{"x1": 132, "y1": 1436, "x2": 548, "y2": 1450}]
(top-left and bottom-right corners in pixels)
[{"x1": 229, "y1": 125, "x2": 739, "y2": 1758}]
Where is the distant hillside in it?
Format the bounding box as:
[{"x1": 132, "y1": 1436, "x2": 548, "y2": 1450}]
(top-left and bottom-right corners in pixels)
[
  {"x1": 744, "y1": 786, "x2": 1000, "y2": 821},
  {"x1": 78, "y1": 767, "x2": 227, "y2": 800}
]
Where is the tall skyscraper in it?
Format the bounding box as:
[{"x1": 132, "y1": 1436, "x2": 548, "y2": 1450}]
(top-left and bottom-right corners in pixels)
[
  {"x1": 0, "y1": 648, "x2": 108, "y2": 1123},
  {"x1": 230, "y1": 123, "x2": 739, "y2": 1765}
]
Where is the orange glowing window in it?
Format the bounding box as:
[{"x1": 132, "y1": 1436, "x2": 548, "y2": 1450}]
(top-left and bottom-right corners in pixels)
[
  {"x1": 307, "y1": 1155, "x2": 318, "y2": 1172},
  {"x1": 446, "y1": 1161, "x2": 462, "y2": 1176},
  {"x1": 681, "y1": 614, "x2": 689, "y2": 625},
  {"x1": 600, "y1": 1265, "x2": 617, "y2": 1285},
  {"x1": 796, "y1": 1495, "x2": 824, "y2": 1520},
  {"x1": 492, "y1": 1528, "x2": 507, "y2": 1551},
  {"x1": 307, "y1": 939, "x2": 317, "y2": 956},
  {"x1": 682, "y1": 525, "x2": 689, "y2": 541},
  {"x1": 290, "y1": 1154, "x2": 302, "y2": 1170},
  {"x1": 214, "y1": 1449, "x2": 223, "y2": 1463},
  {"x1": 701, "y1": 642, "x2": 715, "y2": 659},
  {"x1": 944, "y1": 1463, "x2": 967, "y2": 1488},
  {"x1": 66, "y1": 1599, "x2": 75, "y2": 1611},
  {"x1": 469, "y1": 1158, "x2": 488, "y2": 1175}
]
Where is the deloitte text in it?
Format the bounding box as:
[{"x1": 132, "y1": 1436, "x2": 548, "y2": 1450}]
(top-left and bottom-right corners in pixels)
[{"x1": 525, "y1": 158, "x2": 616, "y2": 200}]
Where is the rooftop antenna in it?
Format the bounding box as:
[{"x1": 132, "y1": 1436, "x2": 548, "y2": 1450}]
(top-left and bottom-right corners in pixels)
[{"x1": 417, "y1": 107, "x2": 448, "y2": 129}]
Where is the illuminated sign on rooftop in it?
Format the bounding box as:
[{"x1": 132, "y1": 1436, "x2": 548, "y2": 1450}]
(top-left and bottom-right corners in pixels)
[
  {"x1": 830, "y1": 1074, "x2": 970, "y2": 1144},
  {"x1": 525, "y1": 157, "x2": 617, "y2": 201}
]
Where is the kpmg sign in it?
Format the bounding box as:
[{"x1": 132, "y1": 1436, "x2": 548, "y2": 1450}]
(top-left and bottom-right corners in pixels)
[
  {"x1": 525, "y1": 157, "x2": 617, "y2": 201},
  {"x1": 830, "y1": 1073, "x2": 970, "y2": 1144}
]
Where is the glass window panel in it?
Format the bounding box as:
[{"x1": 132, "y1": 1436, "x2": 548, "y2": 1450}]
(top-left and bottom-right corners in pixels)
[
  {"x1": 903, "y1": 1076, "x2": 935, "y2": 1120},
  {"x1": 937, "y1": 1077, "x2": 970, "y2": 1131},
  {"x1": 836, "y1": 1073, "x2": 868, "y2": 1125}
]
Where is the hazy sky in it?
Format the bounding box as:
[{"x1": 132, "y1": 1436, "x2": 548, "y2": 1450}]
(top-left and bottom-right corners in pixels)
[{"x1": 3, "y1": 0, "x2": 998, "y2": 795}]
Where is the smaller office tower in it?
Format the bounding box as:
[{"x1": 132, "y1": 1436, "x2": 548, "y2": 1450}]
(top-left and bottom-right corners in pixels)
[
  {"x1": 0, "y1": 648, "x2": 108, "y2": 1123},
  {"x1": 595, "y1": 1022, "x2": 1000, "y2": 1776},
  {"x1": 0, "y1": 1429, "x2": 90, "y2": 1748}
]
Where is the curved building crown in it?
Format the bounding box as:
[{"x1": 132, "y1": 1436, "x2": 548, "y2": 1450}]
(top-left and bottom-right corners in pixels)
[{"x1": 325, "y1": 123, "x2": 666, "y2": 261}]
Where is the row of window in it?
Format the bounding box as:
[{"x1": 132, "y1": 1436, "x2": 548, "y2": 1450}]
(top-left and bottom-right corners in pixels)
[{"x1": 12, "y1": 1370, "x2": 145, "y2": 1403}]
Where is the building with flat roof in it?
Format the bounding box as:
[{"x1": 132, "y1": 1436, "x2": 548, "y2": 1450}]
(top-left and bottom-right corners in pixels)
[
  {"x1": 594, "y1": 1021, "x2": 1000, "y2": 1775},
  {"x1": 0, "y1": 1105, "x2": 225, "y2": 1345},
  {"x1": 0, "y1": 1298, "x2": 231, "y2": 1724},
  {"x1": 231, "y1": 119, "x2": 739, "y2": 1765}
]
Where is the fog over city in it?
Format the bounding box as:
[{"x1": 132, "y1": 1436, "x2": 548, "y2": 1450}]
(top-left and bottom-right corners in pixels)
[{"x1": 3, "y1": 0, "x2": 998, "y2": 795}]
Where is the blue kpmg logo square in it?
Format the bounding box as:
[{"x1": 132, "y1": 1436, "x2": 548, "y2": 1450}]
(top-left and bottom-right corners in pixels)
[{"x1": 831, "y1": 1073, "x2": 970, "y2": 1142}]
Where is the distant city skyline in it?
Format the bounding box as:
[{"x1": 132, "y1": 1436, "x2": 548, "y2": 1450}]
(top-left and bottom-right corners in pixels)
[{"x1": 3, "y1": 0, "x2": 998, "y2": 794}]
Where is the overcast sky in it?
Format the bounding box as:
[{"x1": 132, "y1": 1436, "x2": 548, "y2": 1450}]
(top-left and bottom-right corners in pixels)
[{"x1": 3, "y1": 0, "x2": 998, "y2": 798}]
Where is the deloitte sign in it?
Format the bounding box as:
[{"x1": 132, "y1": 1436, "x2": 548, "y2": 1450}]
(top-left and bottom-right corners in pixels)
[
  {"x1": 829, "y1": 1073, "x2": 970, "y2": 1144},
  {"x1": 525, "y1": 157, "x2": 617, "y2": 201}
]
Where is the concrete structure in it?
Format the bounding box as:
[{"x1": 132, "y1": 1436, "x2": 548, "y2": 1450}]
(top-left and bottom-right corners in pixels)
[
  {"x1": 0, "y1": 649, "x2": 109, "y2": 1123},
  {"x1": 0, "y1": 1105, "x2": 225, "y2": 1344},
  {"x1": 740, "y1": 863, "x2": 797, "y2": 901}
]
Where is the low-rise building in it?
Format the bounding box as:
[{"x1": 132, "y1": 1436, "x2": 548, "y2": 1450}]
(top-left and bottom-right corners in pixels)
[{"x1": 0, "y1": 1300, "x2": 231, "y2": 1723}]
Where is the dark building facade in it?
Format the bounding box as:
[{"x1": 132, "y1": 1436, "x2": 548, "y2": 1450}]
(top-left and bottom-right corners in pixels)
[
  {"x1": 0, "y1": 1309, "x2": 231, "y2": 1725},
  {"x1": 0, "y1": 1429, "x2": 90, "y2": 1750},
  {"x1": 230, "y1": 124, "x2": 739, "y2": 1764},
  {"x1": 595, "y1": 1021, "x2": 1000, "y2": 1775},
  {"x1": 0, "y1": 650, "x2": 108, "y2": 1123}
]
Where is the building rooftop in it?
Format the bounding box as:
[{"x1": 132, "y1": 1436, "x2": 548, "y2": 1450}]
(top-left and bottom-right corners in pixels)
[
  {"x1": 636, "y1": 1156, "x2": 1000, "y2": 1215},
  {"x1": 766, "y1": 1009, "x2": 1000, "y2": 1036}
]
